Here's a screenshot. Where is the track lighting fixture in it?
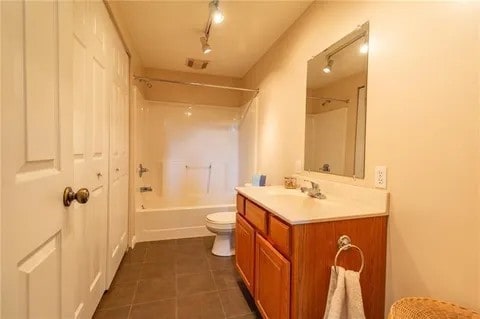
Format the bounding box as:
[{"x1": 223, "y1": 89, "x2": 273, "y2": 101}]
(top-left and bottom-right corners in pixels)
[
  {"x1": 209, "y1": 0, "x2": 224, "y2": 24},
  {"x1": 199, "y1": 1, "x2": 224, "y2": 54},
  {"x1": 200, "y1": 36, "x2": 212, "y2": 54},
  {"x1": 323, "y1": 59, "x2": 334, "y2": 74}
]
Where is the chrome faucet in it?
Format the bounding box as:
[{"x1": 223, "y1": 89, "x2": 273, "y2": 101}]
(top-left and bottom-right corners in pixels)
[{"x1": 300, "y1": 181, "x2": 326, "y2": 199}]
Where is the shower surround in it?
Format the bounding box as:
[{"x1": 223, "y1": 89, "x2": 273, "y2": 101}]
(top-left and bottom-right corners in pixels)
[{"x1": 134, "y1": 98, "x2": 239, "y2": 242}]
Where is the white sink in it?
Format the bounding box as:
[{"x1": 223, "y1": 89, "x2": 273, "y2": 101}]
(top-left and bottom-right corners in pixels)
[{"x1": 266, "y1": 188, "x2": 308, "y2": 197}]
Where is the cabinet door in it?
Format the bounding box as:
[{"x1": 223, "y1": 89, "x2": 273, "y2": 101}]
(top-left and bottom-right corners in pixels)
[
  {"x1": 255, "y1": 234, "x2": 290, "y2": 319},
  {"x1": 236, "y1": 213, "x2": 255, "y2": 295}
]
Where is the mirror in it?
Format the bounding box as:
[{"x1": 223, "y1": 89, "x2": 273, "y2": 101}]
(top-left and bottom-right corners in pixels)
[{"x1": 304, "y1": 22, "x2": 369, "y2": 178}]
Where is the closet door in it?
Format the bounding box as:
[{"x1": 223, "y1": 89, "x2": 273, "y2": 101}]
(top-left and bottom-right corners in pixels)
[
  {"x1": 106, "y1": 25, "x2": 130, "y2": 287},
  {"x1": 1, "y1": 1, "x2": 74, "y2": 318},
  {"x1": 71, "y1": 1, "x2": 109, "y2": 317}
]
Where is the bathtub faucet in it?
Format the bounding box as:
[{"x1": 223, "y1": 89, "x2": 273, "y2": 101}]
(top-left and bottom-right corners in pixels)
[
  {"x1": 139, "y1": 186, "x2": 153, "y2": 193},
  {"x1": 138, "y1": 164, "x2": 149, "y2": 177}
]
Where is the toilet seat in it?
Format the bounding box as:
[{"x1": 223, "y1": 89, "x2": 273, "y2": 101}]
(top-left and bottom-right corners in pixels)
[{"x1": 206, "y1": 212, "x2": 236, "y2": 225}]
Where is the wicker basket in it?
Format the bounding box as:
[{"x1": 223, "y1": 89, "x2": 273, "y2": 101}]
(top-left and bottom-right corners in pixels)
[{"x1": 388, "y1": 297, "x2": 480, "y2": 319}]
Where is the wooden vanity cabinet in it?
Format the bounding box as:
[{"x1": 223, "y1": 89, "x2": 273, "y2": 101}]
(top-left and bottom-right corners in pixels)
[
  {"x1": 255, "y1": 233, "x2": 290, "y2": 319},
  {"x1": 235, "y1": 213, "x2": 255, "y2": 295},
  {"x1": 237, "y1": 193, "x2": 246, "y2": 215},
  {"x1": 235, "y1": 193, "x2": 388, "y2": 319}
]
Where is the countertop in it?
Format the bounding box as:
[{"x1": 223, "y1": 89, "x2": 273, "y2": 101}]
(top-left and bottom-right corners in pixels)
[{"x1": 235, "y1": 185, "x2": 388, "y2": 225}]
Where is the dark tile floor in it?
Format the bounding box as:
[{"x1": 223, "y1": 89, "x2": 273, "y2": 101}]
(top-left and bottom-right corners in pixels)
[{"x1": 94, "y1": 236, "x2": 260, "y2": 319}]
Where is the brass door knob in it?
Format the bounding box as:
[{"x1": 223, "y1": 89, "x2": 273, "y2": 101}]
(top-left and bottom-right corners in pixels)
[{"x1": 63, "y1": 187, "x2": 90, "y2": 207}]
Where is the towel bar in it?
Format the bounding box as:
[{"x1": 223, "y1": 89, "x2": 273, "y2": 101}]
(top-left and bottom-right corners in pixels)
[
  {"x1": 185, "y1": 164, "x2": 212, "y2": 169},
  {"x1": 334, "y1": 235, "x2": 365, "y2": 274}
]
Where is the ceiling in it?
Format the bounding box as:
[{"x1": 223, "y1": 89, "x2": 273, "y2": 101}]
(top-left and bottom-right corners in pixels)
[
  {"x1": 307, "y1": 35, "x2": 368, "y2": 89},
  {"x1": 112, "y1": 0, "x2": 312, "y2": 78}
]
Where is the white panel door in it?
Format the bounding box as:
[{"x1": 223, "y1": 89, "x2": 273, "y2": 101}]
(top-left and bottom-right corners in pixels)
[
  {"x1": 106, "y1": 16, "x2": 129, "y2": 287},
  {"x1": 1, "y1": 1, "x2": 74, "y2": 318},
  {"x1": 71, "y1": 1, "x2": 109, "y2": 318}
]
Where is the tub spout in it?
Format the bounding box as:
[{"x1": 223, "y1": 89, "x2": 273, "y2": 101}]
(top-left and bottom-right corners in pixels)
[{"x1": 139, "y1": 186, "x2": 153, "y2": 192}]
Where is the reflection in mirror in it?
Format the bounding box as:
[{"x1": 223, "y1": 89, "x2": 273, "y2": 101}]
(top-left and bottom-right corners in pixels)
[{"x1": 304, "y1": 22, "x2": 369, "y2": 178}]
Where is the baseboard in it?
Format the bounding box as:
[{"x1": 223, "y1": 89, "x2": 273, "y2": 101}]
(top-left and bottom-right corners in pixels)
[
  {"x1": 137, "y1": 226, "x2": 214, "y2": 242},
  {"x1": 130, "y1": 235, "x2": 137, "y2": 249}
]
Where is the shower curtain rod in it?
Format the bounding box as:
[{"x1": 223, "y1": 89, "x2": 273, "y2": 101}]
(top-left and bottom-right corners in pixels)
[
  {"x1": 134, "y1": 75, "x2": 260, "y2": 93},
  {"x1": 307, "y1": 96, "x2": 350, "y2": 103}
]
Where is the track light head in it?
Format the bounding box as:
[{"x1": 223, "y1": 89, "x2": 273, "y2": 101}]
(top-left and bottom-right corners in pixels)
[
  {"x1": 323, "y1": 59, "x2": 334, "y2": 73},
  {"x1": 200, "y1": 36, "x2": 212, "y2": 54},
  {"x1": 209, "y1": 1, "x2": 224, "y2": 24}
]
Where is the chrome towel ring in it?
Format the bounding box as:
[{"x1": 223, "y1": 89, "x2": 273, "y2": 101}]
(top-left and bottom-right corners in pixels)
[{"x1": 334, "y1": 235, "x2": 365, "y2": 274}]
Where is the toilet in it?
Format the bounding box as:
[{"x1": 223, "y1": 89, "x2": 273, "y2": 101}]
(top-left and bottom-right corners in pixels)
[{"x1": 205, "y1": 212, "x2": 236, "y2": 256}]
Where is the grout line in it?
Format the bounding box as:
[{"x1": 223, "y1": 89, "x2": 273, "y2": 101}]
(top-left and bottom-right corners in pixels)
[
  {"x1": 127, "y1": 303, "x2": 133, "y2": 319},
  {"x1": 127, "y1": 281, "x2": 139, "y2": 319},
  {"x1": 175, "y1": 265, "x2": 179, "y2": 319},
  {"x1": 217, "y1": 289, "x2": 228, "y2": 319},
  {"x1": 176, "y1": 288, "x2": 218, "y2": 300},
  {"x1": 129, "y1": 297, "x2": 177, "y2": 307},
  {"x1": 216, "y1": 274, "x2": 228, "y2": 319},
  {"x1": 175, "y1": 296, "x2": 179, "y2": 319}
]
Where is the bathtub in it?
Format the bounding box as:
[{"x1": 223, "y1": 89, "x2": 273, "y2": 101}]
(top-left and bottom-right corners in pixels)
[{"x1": 135, "y1": 192, "x2": 236, "y2": 242}]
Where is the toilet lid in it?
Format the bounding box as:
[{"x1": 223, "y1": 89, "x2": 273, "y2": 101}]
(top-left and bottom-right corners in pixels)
[{"x1": 206, "y1": 212, "x2": 236, "y2": 224}]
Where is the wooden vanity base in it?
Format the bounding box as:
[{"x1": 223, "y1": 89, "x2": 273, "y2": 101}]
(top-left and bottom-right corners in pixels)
[
  {"x1": 292, "y1": 216, "x2": 387, "y2": 318},
  {"x1": 235, "y1": 193, "x2": 388, "y2": 319}
]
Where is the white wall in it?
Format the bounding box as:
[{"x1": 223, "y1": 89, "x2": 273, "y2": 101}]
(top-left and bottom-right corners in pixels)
[{"x1": 242, "y1": 1, "x2": 480, "y2": 312}]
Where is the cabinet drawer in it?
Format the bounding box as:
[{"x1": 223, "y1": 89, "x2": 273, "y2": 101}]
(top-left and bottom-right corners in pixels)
[
  {"x1": 268, "y1": 215, "x2": 291, "y2": 257},
  {"x1": 245, "y1": 200, "x2": 267, "y2": 234},
  {"x1": 236, "y1": 194, "x2": 246, "y2": 215}
]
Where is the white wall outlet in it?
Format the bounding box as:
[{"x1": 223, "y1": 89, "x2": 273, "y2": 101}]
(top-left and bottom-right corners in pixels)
[
  {"x1": 294, "y1": 160, "x2": 303, "y2": 173},
  {"x1": 374, "y1": 166, "x2": 387, "y2": 189}
]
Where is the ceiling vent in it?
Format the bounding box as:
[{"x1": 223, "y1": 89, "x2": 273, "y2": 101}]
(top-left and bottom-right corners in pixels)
[{"x1": 185, "y1": 58, "x2": 209, "y2": 70}]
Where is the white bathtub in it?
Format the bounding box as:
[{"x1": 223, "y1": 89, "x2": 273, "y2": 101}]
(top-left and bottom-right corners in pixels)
[{"x1": 135, "y1": 193, "x2": 236, "y2": 242}]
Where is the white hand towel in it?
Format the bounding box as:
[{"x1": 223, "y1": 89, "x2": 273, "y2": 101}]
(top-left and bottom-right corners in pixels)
[
  {"x1": 324, "y1": 266, "x2": 346, "y2": 319},
  {"x1": 345, "y1": 270, "x2": 366, "y2": 319},
  {"x1": 324, "y1": 267, "x2": 366, "y2": 319}
]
